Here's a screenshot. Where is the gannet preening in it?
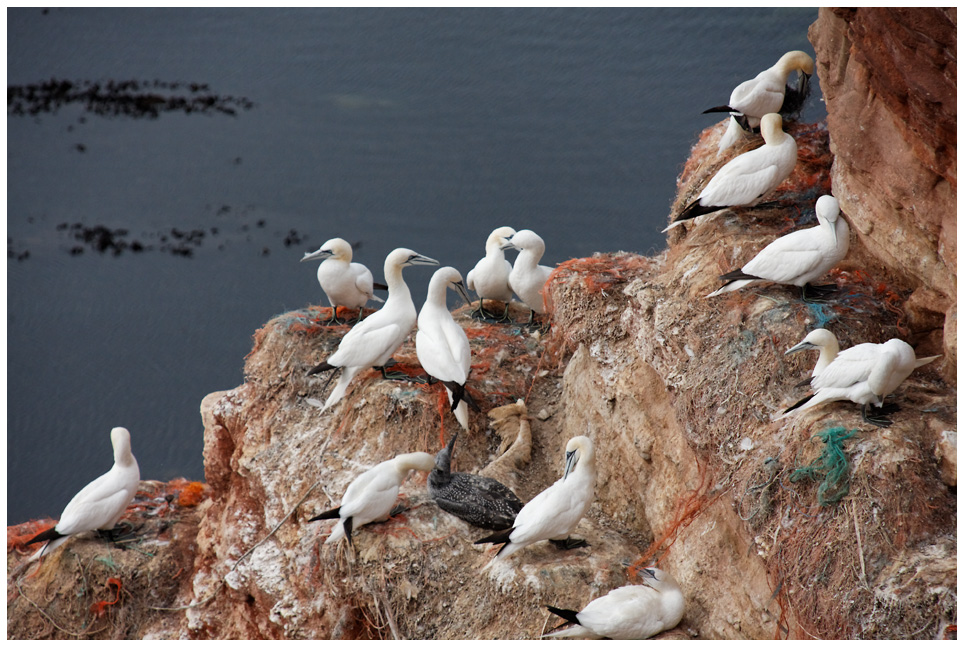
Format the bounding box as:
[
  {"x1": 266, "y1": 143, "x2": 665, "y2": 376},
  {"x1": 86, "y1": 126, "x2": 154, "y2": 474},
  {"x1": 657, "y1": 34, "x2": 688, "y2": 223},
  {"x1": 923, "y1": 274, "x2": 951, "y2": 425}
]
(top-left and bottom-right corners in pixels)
[
  {"x1": 416, "y1": 266, "x2": 479, "y2": 430},
  {"x1": 300, "y1": 237, "x2": 386, "y2": 324},
  {"x1": 785, "y1": 328, "x2": 841, "y2": 385},
  {"x1": 779, "y1": 338, "x2": 941, "y2": 427},
  {"x1": 544, "y1": 567, "x2": 685, "y2": 639},
  {"x1": 307, "y1": 248, "x2": 439, "y2": 411},
  {"x1": 309, "y1": 451, "x2": 435, "y2": 546},
  {"x1": 427, "y1": 433, "x2": 524, "y2": 531},
  {"x1": 26, "y1": 427, "x2": 140, "y2": 560},
  {"x1": 502, "y1": 229, "x2": 554, "y2": 324},
  {"x1": 466, "y1": 226, "x2": 516, "y2": 321},
  {"x1": 475, "y1": 435, "x2": 596, "y2": 559},
  {"x1": 665, "y1": 113, "x2": 797, "y2": 231},
  {"x1": 706, "y1": 195, "x2": 849, "y2": 300},
  {"x1": 703, "y1": 51, "x2": 814, "y2": 154}
]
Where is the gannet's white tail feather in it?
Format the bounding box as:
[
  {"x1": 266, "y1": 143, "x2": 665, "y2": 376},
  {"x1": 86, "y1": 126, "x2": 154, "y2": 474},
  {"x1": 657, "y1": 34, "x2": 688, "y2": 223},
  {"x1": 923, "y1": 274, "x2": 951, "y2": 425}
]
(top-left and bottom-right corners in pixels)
[
  {"x1": 915, "y1": 354, "x2": 941, "y2": 368},
  {"x1": 706, "y1": 278, "x2": 754, "y2": 298},
  {"x1": 323, "y1": 365, "x2": 364, "y2": 411}
]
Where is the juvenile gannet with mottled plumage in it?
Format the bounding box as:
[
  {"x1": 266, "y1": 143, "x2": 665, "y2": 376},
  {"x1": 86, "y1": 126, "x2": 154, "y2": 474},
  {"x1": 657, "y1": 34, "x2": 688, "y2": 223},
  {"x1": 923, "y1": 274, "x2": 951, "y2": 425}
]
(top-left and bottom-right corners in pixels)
[
  {"x1": 785, "y1": 328, "x2": 841, "y2": 383},
  {"x1": 309, "y1": 451, "x2": 435, "y2": 546},
  {"x1": 706, "y1": 195, "x2": 849, "y2": 300},
  {"x1": 26, "y1": 427, "x2": 140, "y2": 560},
  {"x1": 779, "y1": 338, "x2": 941, "y2": 427},
  {"x1": 544, "y1": 567, "x2": 685, "y2": 639},
  {"x1": 475, "y1": 435, "x2": 596, "y2": 559},
  {"x1": 502, "y1": 229, "x2": 554, "y2": 322},
  {"x1": 466, "y1": 226, "x2": 516, "y2": 320},
  {"x1": 300, "y1": 237, "x2": 385, "y2": 324},
  {"x1": 665, "y1": 113, "x2": 797, "y2": 231},
  {"x1": 416, "y1": 267, "x2": 479, "y2": 430},
  {"x1": 704, "y1": 50, "x2": 814, "y2": 154},
  {"x1": 307, "y1": 248, "x2": 439, "y2": 411},
  {"x1": 428, "y1": 433, "x2": 524, "y2": 530}
]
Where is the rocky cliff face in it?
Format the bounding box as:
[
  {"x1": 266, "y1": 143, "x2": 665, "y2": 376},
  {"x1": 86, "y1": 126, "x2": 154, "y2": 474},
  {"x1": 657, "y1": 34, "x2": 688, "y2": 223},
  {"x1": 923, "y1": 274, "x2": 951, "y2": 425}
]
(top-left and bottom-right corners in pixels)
[{"x1": 7, "y1": 8, "x2": 956, "y2": 640}]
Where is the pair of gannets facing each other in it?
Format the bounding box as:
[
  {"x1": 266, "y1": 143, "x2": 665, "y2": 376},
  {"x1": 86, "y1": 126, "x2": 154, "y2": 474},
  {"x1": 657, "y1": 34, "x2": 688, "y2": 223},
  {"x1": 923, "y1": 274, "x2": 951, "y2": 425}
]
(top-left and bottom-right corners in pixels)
[
  {"x1": 665, "y1": 113, "x2": 797, "y2": 231},
  {"x1": 704, "y1": 50, "x2": 814, "y2": 155},
  {"x1": 706, "y1": 195, "x2": 849, "y2": 300},
  {"x1": 300, "y1": 237, "x2": 386, "y2": 324},
  {"x1": 427, "y1": 432, "x2": 524, "y2": 531},
  {"x1": 26, "y1": 427, "x2": 140, "y2": 561},
  {"x1": 466, "y1": 226, "x2": 516, "y2": 321},
  {"x1": 307, "y1": 248, "x2": 439, "y2": 411},
  {"x1": 502, "y1": 229, "x2": 554, "y2": 322},
  {"x1": 416, "y1": 267, "x2": 479, "y2": 430},
  {"x1": 544, "y1": 567, "x2": 685, "y2": 640},
  {"x1": 475, "y1": 435, "x2": 596, "y2": 559},
  {"x1": 780, "y1": 329, "x2": 941, "y2": 427},
  {"x1": 309, "y1": 451, "x2": 435, "y2": 546}
]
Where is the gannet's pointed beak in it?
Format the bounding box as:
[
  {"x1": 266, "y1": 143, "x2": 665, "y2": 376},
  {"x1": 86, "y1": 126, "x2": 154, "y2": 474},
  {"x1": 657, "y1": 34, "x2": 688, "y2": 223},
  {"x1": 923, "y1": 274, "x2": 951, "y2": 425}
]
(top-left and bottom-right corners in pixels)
[
  {"x1": 454, "y1": 280, "x2": 472, "y2": 306},
  {"x1": 500, "y1": 236, "x2": 518, "y2": 252},
  {"x1": 301, "y1": 247, "x2": 333, "y2": 262},
  {"x1": 562, "y1": 448, "x2": 579, "y2": 480},
  {"x1": 406, "y1": 253, "x2": 439, "y2": 267},
  {"x1": 785, "y1": 341, "x2": 816, "y2": 356}
]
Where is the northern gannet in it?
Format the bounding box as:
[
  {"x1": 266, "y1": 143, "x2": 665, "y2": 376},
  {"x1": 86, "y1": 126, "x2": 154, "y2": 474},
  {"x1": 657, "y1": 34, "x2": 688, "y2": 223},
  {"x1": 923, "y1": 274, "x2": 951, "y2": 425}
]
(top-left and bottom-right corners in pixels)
[
  {"x1": 416, "y1": 266, "x2": 479, "y2": 430},
  {"x1": 706, "y1": 195, "x2": 849, "y2": 300},
  {"x1": 26, "y1": 427, "x2": 140, "y2": 560},
  {"x1": 466, "y1": 226, "x2": 516, "y2": 321},
  {"x1": 309, "y1": 451, "x2": 435, "y2": 546},
  {"x1": 544, "y1": 567, "x2": 685, "y2": 639},
  {"x1": 780, "y1": 338, "x2": 941, "y2": 427},
  {"x1": 427, "y1": 432, "x2": 524, "y2": 531},
  {"x1": 300, "y1": 237, "x2": 386, "y2": 324},
  {"x1": 785, "y1": 328, "x2": 841, "y2": 383},
  {"x1": 475, "y1": 435, "x2": 596, "y2": 559},
  {"x1": 307, "y1": 248, "x2": 439, "y2": 411},
  {"x1": 502, "y1": 229, "x2": 554, "y2": 323},
  {"x1": 666, "y1": 113, "x2": 797, "y2": 230},
  {"x1": 703, "y1": 50, "x2": 814, "y2": 154}
]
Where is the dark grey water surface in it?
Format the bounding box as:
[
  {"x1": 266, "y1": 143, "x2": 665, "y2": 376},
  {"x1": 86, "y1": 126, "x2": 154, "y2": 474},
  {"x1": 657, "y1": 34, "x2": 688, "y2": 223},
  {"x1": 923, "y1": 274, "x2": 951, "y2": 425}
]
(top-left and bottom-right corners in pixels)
[{"x1": 7, "y1": 8, "x2": 822, "y2": 523}]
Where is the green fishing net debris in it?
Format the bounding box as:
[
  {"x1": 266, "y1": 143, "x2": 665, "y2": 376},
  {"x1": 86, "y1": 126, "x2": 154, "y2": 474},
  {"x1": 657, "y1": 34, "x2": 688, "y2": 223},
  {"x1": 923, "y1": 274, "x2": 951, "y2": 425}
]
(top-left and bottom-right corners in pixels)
[{"x1": 790, "y1": 427, "x2": 857, "y2": 506}]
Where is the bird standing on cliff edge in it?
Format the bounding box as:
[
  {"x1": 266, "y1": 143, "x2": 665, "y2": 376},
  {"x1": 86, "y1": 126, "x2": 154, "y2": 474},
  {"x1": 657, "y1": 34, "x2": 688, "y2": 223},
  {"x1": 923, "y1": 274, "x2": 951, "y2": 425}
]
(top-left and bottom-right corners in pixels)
[
  {"x1": 300, "y1": 237, "x2": 386, "y2": 324},
  {"x1": 475, "y1": 435, "x2": 596, "y2": 559},
  {"x1": 665, "y1": 113, "x2": 797, "y2": 231},
  {"x1": 502, "y1": 229, "x2": 554, "y2": 325},
  {"x1": 416, "y1": 267, "x2": 479, "y2": 430},
  {"x1": 309, "y1": 451, "x2": 435, "y2": 546},
  {"x1": 26, "y1": 427, "x2": 141, "y2": 561},
  {"x1": 704, "y1": 50, "x2": 814, "y2": 154},
  {"x1": 466, "y1": 226, "x2": 516, "y2": 321},
  {"x1": 543, "y1": 567, "x2": 686, "y2": 639},
  {"x1": 307, "y1": 247, "x2": 439, "y2": 411},
  {"x1": 706, "y1": 195, "x2": 849, "y2": 301}
]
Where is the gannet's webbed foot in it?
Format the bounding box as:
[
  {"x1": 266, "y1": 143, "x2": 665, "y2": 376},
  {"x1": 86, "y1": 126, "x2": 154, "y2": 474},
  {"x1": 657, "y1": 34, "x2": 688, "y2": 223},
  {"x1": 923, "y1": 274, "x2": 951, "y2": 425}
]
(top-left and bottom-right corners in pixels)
[
  {"x1": 862, "y1": 403, "x2": 898, "y2": 428},
  {"x1": 324, "y1": 307, "x2": 343, "y2": 326},
  {"x1": 377, "y1": 359, "x2": 429, "y2": 383},
  {"x1": 549, "y1": 537, "x2": 588, "y2": 551},
  {"x1": 802, "y1": 283, "x2": 839, "y2": 302},
  {"x1": 470, "y1": 299, "x2": 497, "y2": 321},
  {"x1": 388, "y1": 503, "x2": 408, "y2": 517},
  {"x1": 97, "y1": 521, "x2": 136, "y2": 545}
]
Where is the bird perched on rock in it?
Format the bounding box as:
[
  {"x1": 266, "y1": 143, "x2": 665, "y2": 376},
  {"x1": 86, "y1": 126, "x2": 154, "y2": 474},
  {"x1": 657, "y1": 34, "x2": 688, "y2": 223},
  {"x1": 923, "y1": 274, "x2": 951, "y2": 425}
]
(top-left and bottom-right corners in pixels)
[
  {"x1": 779, "y1": 338, "x2": 941, "y2": 427},
  {"x1": 309, "y1": 451, "x2": 435, "y2": 546},
  {"x1": 416, "y1": 267, "x2": 479, "y2": 430},
  {"x1": 784, "y1": 328, "x2": 841, "y2": 385},
  {"x1": 665, "y1": 113, "x2": 797, "y2": 231},
  {"x1": 427, "y1": 433, "x2": 524, "y2": 531},
  {"x1": 300, "y1": 237, "x2": 386, "y2": 324},
  {"x1": 475, "y1": 435, "x2": 596, "y2": 559},
  {"x1": 466, "y1": 226, "x2": 516, "y2": 321},
  {"x1": 26, "y1": 427, "x2": 140, "y2": 560},
  {"x1": 706, "y1": 195, "x2": 849, "y2": 301},
  {"x1": 544, "y1": 567, "x2": 686, "y2": 639},
  {"x1": 503, "y1": 229, "x2": 554, "y2": 324},
  {"x1": 703, "y1": 50, "x2": 814, "y2": 154},
  {"x1": 307, "y1": 247, "x2": 438, "y2": 411}
]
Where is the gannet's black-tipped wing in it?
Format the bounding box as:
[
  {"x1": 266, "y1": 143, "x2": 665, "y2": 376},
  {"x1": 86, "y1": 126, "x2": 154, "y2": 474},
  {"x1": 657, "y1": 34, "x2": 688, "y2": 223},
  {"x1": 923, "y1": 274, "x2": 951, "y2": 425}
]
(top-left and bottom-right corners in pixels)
[
  {"x1": 308, "y1": 506, "x2": 341, "y2": 522},
  {"x1": 702, "y1": 104, "x2": 737, "y2": 115},
  {"x1": 547, "y1": 606, "x2": 581, "y2": 626},
  {"x1": 25, "y1": 526, "x2": 64, "y2": 546}
]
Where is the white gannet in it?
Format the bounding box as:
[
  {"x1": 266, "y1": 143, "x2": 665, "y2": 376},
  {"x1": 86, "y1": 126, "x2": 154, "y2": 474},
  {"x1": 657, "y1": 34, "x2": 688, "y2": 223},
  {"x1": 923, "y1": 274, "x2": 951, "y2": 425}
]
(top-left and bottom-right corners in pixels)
[
  {"x1": 779, "y1": 338, "x2": 941, "y2": 427},
  {"x1": 416, "y1": 266, "x2": 479, "y2": 430},
  {"x1": 307, "y1": 248, "x2": 439, "y2": 411},
  {"x1": 703, "y1": 51, "x2": 814, "y2": 154},
  {"x1": 309, "y1": 451, "x2": 435, "y2": 546},
  {"x1": 665, "y1": 113, "x2": 797, "y2": 231},
  {"x1": 466, "y1": 226, "x2": 516, "y2": 321},
  {"x1": 427, "y1": 432, "x2": 524, "y2": 531},
  {"x1": 26, "y1": 427, "x2": 140, "y2": 560},
  {"x1": 300, "y1": 237, "x2": 386, "y2": 324},
  {"x1": 502, "y1": 229, "x2": 554, "y2": 323},
  {"x1": 475, "y1": 435, "x2": 596, "y2": 559},
  {"x1": 706, "y1": 195, "x2": 849, "y2": 300},
  {"x1": 785, "y1": 328, "x2": 841, "y2": 384},
  {"x1": 544, "y1": 567, "x2": 685, "y2": 639}
]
